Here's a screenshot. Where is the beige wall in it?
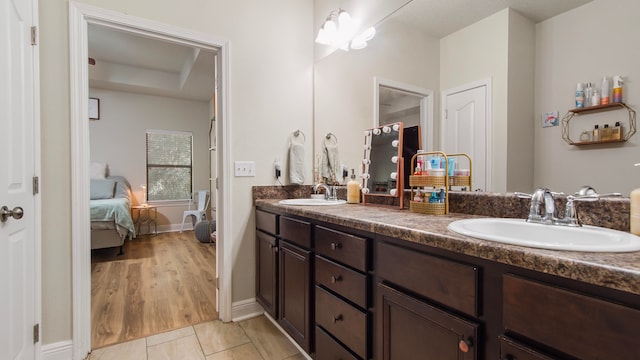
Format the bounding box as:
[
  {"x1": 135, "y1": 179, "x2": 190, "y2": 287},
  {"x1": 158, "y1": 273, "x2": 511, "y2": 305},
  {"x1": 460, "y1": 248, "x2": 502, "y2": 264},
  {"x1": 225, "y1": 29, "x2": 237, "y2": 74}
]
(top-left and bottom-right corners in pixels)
[
  {"x1": 440, "y1": 8, "x2": 535, "y2": 193},
  {"x1": 314, "y1": 18, "x2": 440, "y2": 177},
  {"x1": 440, "y1": 9, "x2": 510, "y2": 192},
  {"x1": 89, "y1": 88, "x2": 211, "y2": 228},
  {"x1": 534, "y1": 0, "x2": 640, "y2": 195},
  {"x1": 39, "y1": 0, "x2": 313, "y2": 345}
]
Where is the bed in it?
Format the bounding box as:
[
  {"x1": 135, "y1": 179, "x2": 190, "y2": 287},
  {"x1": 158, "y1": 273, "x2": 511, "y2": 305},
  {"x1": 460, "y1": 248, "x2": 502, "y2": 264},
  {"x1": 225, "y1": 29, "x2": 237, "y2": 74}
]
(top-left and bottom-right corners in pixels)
[{"x1": 90, "y1": 175, "x2": 136, "y2": 254}]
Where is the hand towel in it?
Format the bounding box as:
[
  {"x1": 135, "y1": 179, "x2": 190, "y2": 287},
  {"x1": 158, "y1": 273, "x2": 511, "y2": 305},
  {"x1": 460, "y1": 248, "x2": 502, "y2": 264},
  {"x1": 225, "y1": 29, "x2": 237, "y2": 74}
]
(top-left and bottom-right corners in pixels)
[
  {"x1": 288, "y1": 136, "x2": 305, "y2": 185},
  {"x1": 321, "y1": 141, "x2": 340, "y2": 183}
]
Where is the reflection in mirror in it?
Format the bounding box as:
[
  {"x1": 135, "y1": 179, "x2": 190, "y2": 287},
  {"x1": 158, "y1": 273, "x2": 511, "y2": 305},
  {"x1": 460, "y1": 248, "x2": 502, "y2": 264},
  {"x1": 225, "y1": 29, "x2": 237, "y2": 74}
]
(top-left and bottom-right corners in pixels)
[{"x1": 362, "y1": 122, "x2": 404, "y2": 208}]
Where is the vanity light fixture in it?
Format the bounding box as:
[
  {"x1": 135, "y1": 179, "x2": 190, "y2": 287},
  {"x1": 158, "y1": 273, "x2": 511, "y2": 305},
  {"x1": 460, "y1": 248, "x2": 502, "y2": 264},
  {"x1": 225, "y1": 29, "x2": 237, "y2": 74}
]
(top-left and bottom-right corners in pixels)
[{"x1": 315, "y1": 9, "x2": 375, "y2": 50}]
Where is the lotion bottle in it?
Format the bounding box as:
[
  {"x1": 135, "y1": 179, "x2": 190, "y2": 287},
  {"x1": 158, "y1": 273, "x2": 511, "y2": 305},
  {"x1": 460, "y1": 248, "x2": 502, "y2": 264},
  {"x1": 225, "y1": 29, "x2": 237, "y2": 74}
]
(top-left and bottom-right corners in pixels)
[
  {"x1": 347, "y1": 169, "x2": 360, "y2": 204},
  {"x1": 632, "y1": 163, "x2": 640, "y2": 235}
]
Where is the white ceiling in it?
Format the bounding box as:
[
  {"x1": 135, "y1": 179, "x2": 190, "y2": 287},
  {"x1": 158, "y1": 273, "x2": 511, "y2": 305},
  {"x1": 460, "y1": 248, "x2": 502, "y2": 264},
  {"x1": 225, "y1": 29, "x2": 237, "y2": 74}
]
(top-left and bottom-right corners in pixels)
[
  {"x1": 87, "y1": 1, "x2": 592, "y2": 102},
  {"x1": 88, "y1": 24, "x2": 217, "y2": 102},
  {"x1": 391, "y1": 0, "x2": 593, "y2": 38}
]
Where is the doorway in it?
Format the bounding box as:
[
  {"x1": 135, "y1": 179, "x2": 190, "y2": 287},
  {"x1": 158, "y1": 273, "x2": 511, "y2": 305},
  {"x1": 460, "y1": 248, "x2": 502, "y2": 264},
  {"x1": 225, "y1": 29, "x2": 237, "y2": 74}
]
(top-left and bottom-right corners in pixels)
[
  {"x1": 69, "y1": 3, "x2": 230, "y2": 358},
  {"x1": 441, "y1": 79, "x2": 492, "y2": 192}
]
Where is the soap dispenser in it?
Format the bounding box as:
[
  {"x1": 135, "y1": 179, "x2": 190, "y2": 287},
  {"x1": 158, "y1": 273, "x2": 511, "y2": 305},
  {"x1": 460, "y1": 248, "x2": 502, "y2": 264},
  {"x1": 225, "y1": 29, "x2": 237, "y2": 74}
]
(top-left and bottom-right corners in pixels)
[
  {"x1": 347, "y1": 169, "x2": 360, "y2": 204},
  {"x1": 632, "y1": 163, "x2": 640, "y2": 235}
]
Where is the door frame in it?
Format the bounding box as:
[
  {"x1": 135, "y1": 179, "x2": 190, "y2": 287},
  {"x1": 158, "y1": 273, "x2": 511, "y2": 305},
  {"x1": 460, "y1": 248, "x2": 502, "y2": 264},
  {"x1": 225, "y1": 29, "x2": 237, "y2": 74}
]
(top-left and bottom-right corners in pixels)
[
  {"x1": 68, "y1": 3, "x2": 232, "y2": 358},
  {"x1": 440, "y1": 78, "x2": 492, "y2": 191},
  {"x1": 374, "y1": 77, "x2": 434, "y2": 151}
]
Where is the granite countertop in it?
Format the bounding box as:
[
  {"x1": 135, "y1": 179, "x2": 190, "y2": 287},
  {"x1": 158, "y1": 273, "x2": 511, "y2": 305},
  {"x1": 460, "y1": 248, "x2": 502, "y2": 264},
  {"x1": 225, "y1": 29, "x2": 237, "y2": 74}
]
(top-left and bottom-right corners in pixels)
[{"x1": 255, "y1": 198, "x2": 640, "y2": 296}]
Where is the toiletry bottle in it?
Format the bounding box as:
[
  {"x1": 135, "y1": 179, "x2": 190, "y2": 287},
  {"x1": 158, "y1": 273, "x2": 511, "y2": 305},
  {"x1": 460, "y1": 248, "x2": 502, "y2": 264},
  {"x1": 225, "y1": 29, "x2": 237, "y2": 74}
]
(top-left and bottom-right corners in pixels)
[
  {"x1": 592, "y1": 89, "x2": 600, "y2": 107},
  {"x1": 575, "y1": 82, "x2": 585, "y2": 108},
  {"x1": 592, "y1": 124, "x2": 600, "y2": 141},
  {"x1": 347, "y1": 169, "x2": 360, "y2": 204},
  {"x1": 585, "y1": 82, "x2": 593, "y2": 106},
  {"x1": 602, "y1": 124, "x2": 610, "y2": 141},
  {"x1": 631, "y1": 163, "x2": 640, "y2": 235},
  {"x1": 613, "y1": 75, "x2": 623, "y2": 103},
  {"x1": 614, "y1": 121, "x2": 623, "y2": 140},
  {"x1": 601, "y1": 76, "x2": 611, "y2": 105}
]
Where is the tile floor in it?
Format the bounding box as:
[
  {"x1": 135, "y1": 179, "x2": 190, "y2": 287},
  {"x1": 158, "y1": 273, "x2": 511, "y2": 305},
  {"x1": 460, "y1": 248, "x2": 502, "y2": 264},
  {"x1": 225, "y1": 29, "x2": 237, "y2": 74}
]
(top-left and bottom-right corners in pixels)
[{"x1": 88, "y1": 315, "x2": 307, "y2": 360}]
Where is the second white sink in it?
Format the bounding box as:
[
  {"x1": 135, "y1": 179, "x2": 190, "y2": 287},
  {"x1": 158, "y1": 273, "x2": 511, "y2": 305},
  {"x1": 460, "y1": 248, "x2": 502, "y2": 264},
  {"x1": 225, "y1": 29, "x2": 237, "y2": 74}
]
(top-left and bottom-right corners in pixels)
[
  {"x1": 279, "y1": 198, "x2": 347, "y2": 206},
  {"x1": 448, "y1": 218, "x2": 640, "y2": 252}
]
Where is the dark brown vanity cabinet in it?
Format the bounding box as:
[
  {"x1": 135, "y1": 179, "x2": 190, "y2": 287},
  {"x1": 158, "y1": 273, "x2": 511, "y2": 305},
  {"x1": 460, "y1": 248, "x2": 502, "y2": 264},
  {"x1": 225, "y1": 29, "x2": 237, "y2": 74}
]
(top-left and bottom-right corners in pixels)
[
  {"x1": 376, "y1": 240, "x2": 480, "y2": 360},
  {"x1": 501, "y1": 274, "x2": 640, "y2": 360},
  {"x1": 315, "y1": 225, "x2": 371, "y2": 360},
  {"x1": 255, "y1": 210, "x2": 278, "y2": 318},
  {"x1": 278, "y1": 216, "x2": 313, "y2": 354}
]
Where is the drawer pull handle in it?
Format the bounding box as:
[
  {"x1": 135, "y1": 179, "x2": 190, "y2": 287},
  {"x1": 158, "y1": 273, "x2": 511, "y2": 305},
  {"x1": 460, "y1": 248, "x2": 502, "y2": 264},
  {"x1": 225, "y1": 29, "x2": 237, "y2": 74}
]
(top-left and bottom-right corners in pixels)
[
  {"x1": 330, "y1": 275, "x2": 342, "y2": 283},
  {"x1": 332, "y1": 314, "x2": 343, "y2": 323},
  {"x1": 458, "y1": 338, "x2": 473, "y2": 353},
  {"x1": 330, "y1": 242, "x2": 342, "y2": 250}
]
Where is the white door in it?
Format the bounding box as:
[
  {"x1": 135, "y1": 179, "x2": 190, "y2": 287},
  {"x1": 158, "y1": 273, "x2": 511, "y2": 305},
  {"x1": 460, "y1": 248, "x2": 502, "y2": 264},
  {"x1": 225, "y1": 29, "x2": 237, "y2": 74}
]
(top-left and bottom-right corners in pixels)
[
  {"x1": 1, "y1": 0, "x2": 38, "y2": 358},
  {"x1": 442, "y1": 82, "x2": 490, "y2": 191}
]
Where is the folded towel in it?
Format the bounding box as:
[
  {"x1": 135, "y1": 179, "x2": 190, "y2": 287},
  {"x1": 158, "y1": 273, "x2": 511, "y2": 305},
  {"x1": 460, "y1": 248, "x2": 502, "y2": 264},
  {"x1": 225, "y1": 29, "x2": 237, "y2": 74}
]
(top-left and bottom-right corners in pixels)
[
  {"x1": 288, "y1": 136, "x2": 305, "y2": 185},
  {"x1": 321, "y1": 141, "x2": 340, "y2": 183}
]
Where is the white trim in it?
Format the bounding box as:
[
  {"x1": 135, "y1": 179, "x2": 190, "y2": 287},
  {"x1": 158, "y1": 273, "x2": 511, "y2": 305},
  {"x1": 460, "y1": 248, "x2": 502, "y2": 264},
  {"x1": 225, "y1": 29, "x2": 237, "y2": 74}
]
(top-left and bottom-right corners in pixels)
[
  {"x1": 42, "y1": 341, "x2": 73, "y2": 360},
  {"x1": 440, "y1": 77, "x2": 493, "y2": 191},
  {"x1": 69, "y1": 3, "x2": 231, "y2": 359},
  {"x1": 31, "y1": 0, "x2": 42, "y2": 358},
  {"x1": 145, "y1": 128, "x2": 193, "y2": 136},
  {"x1": 373, "y1": 77, "x2": 434, "y2": 151},
  {"x1": 230, "y1": 298, "x2": 264, "y2": 322}
]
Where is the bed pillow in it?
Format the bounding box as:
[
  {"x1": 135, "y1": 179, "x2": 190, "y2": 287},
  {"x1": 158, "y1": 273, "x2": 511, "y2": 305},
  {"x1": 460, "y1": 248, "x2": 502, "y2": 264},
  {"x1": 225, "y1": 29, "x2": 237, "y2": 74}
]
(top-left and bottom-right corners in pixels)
[
  {"x1": 90, "y1": 162, "x2": 108, "y2": 179},
  {"x1": 90, "y1": 179, "x2": 116, "y2": 200}
]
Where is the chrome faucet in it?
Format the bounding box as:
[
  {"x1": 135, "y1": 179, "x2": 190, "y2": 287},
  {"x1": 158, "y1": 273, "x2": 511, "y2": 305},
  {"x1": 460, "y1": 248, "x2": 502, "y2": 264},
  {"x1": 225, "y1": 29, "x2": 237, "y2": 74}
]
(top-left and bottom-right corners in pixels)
[
  {"x1": 313, "y1": 183, "x2": 336, "y2": 201},
  {"x1": 517, "y1": 186, "x2": 621, "y2": 227},
  {"x1": 516, "y1": 187, "x2": 560, "y2": 224}
]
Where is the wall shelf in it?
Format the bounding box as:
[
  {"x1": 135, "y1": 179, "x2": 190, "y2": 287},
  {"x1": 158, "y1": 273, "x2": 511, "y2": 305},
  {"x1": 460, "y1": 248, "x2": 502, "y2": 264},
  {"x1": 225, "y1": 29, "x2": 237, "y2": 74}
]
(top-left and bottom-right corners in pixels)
[{"x1": 561, "y1": 102, "x2": 636, "y2": 145}]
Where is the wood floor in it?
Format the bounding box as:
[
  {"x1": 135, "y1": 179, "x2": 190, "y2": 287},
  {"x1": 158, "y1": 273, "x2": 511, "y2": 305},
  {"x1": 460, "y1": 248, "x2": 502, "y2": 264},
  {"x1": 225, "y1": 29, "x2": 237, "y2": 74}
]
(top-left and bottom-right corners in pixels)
[{"x1": 91, "y1": 231, "x2": 217, "y2": 349}]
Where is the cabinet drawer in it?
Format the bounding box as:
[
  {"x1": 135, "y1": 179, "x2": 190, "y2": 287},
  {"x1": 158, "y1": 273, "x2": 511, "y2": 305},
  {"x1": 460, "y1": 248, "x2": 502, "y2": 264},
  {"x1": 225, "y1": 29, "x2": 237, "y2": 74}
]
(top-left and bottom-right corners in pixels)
[
  {"x1": 377, "y1": 241, "x2": 479, "y2": 316},
  {"x1": 503, "y1": 274, "x2": 640, "y2": 360},
  {"x1": 315, "y1": 326, "x2": 359, "y2": 360},
  {"x1": 256, "y1": 209, "x2": 277, "y2": 235},
  {"x1": 499, "y1": 336, "x2": 555, "y2": 360},
  {"x1": 316, "y1": 286, "x2": 368, "y2": 359},
  {"x1": 280, "y1": 216, "x2": 311, "y2": 248},
  {"x1": 316, "y1": 256, "x2": 367, "y2": 308},
  {"x1": 316, "y1": 226, "x2": 367, "y2": 272}
]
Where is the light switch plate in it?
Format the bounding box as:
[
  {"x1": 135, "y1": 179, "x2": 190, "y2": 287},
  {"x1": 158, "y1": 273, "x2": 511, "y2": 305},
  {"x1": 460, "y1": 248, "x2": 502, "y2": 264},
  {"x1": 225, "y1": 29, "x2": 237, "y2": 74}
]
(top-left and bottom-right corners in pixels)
[{"x1": 234, "y1": 161, "x2": 255, "y2": 177}]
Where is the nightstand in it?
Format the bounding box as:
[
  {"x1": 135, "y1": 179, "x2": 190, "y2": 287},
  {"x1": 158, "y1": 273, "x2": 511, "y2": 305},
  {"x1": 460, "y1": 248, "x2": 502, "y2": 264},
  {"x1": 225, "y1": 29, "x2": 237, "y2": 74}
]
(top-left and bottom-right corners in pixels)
[{"x1": 132, "y1": 205, "x2": 157, "y2": 236}]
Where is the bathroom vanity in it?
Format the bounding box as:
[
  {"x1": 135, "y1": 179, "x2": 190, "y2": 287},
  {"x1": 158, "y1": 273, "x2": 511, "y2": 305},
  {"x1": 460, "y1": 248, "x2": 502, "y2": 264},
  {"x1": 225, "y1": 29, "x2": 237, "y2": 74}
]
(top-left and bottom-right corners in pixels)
[{"x1": 255, "y1": 195, "x2": 640, "y2": 360}]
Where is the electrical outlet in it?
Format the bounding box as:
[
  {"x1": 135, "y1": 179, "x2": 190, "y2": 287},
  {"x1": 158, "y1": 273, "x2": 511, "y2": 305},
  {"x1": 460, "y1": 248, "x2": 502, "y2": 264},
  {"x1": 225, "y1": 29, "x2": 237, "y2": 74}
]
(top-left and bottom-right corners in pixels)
[
  {"x1": 274, "y1": 159, "x2": 281, "y2": 178},
  {"x1": 234, "y1": 161, "x2": 255, "y2": 177}
]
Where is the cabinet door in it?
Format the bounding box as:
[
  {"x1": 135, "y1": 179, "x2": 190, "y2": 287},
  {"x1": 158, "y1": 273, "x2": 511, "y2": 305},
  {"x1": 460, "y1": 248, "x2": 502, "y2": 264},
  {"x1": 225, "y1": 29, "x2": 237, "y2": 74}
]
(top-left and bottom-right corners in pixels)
[
  {"x1": 256, "y1": 230, "x2": 278, "y2": 317},
  {"x1": 279, "y1": 240, "x2": 312, "y2": 353},
  {"x1": 376, "y1": 283, "x2": 478, "y2": 360}
]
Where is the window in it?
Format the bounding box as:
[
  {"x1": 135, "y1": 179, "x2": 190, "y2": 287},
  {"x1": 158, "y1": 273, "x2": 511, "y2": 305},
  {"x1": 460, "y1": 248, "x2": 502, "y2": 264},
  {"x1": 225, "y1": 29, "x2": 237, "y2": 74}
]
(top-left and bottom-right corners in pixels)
[{"x1": 146, "y1": 130, "x2": 193, "y2": 201}]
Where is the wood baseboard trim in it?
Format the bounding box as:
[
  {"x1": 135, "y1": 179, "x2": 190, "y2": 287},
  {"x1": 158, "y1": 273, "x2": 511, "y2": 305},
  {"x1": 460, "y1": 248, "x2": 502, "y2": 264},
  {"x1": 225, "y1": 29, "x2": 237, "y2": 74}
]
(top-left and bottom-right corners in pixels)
[
  {"x1": 231, "y1": 298, "x2": 264, "y2": 322},
  {"x1": 42, "y1": 340, "x2": 73, "y2": 360}
]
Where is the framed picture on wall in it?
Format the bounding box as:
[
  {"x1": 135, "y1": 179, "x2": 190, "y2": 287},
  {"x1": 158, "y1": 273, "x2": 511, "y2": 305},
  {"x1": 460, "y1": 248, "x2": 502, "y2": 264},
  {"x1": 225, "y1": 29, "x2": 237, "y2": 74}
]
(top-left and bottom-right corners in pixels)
[{"x1": 89, "y1": 97, "x2": 100, "y2": 120}]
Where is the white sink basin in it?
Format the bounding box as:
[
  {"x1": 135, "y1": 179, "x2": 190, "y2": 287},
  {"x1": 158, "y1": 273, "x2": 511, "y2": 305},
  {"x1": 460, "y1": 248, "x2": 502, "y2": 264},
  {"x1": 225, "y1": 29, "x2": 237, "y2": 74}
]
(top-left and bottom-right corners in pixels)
[
  {"x1": 278, "y1": 198, "x2": 347, "y2": 206},
  {"x1": 448, "y1": 218, "x2": 640, "y2": 252}
]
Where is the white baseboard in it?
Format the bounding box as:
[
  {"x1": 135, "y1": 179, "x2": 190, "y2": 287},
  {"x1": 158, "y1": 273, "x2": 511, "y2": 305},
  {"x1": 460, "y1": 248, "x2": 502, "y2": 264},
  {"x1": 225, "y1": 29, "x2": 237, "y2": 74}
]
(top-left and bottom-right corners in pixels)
[
  {"x1": 231, "y1": 298, "x2": 264, "y2": 322},
  {"x1": 42, "y1": 340, "x2": 73, "y2": 360}
]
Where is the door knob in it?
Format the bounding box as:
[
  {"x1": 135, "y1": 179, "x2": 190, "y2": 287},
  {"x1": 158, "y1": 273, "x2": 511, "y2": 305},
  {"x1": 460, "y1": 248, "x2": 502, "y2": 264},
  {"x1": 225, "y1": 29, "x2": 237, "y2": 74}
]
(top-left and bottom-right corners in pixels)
[{"x1": 1, "y1": 206, "x2": 24, "y2": 222}]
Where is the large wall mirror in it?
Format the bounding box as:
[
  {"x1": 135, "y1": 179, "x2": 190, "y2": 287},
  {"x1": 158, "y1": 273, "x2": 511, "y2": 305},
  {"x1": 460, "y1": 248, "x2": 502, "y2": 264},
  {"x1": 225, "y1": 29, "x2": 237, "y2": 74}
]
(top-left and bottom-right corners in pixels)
[{"x1": 313, "y1": 0, "x2": 640, "y2": 195}]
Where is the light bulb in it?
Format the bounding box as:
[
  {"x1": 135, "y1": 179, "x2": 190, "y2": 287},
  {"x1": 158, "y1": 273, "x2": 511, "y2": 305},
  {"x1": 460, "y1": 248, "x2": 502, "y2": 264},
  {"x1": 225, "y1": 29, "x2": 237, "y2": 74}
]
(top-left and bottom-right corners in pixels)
[
  {"x1": 323, "y1": 18, "x2": 337, "y2": 40},
  {"x1": 360, "y1": 27, "x2": 376, "y2": 41},
  {"x1": 361, "y1": 187, "x2": 369, "y2": 194},
  {"x1": 390, "y1": 189, "x2": 397, "y2": 196},
  {"x1": 392, "y1": 140, "x2": 399, "y2": 148},
  {"x1": 382, "y1": 126, "x2": 391, "y2": 133},
  {"x1": 391, "y1": 156, "x2": 398, "y2": 164},
  {"x1": 392, "y1": 124, "x2": 400, "y2": 131},
  {"x1": 373, "y1": 128, "x2": 381, "y2": 135},
  {"x1": 315, "y1": 28, "x2": 330, "y2": 45},
  {"x1": 362, "y1": 159, "x2": 370, "y2": 165},
  {"x1": 390, "y1": 172, "x2": 397, "y2": 180}
]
